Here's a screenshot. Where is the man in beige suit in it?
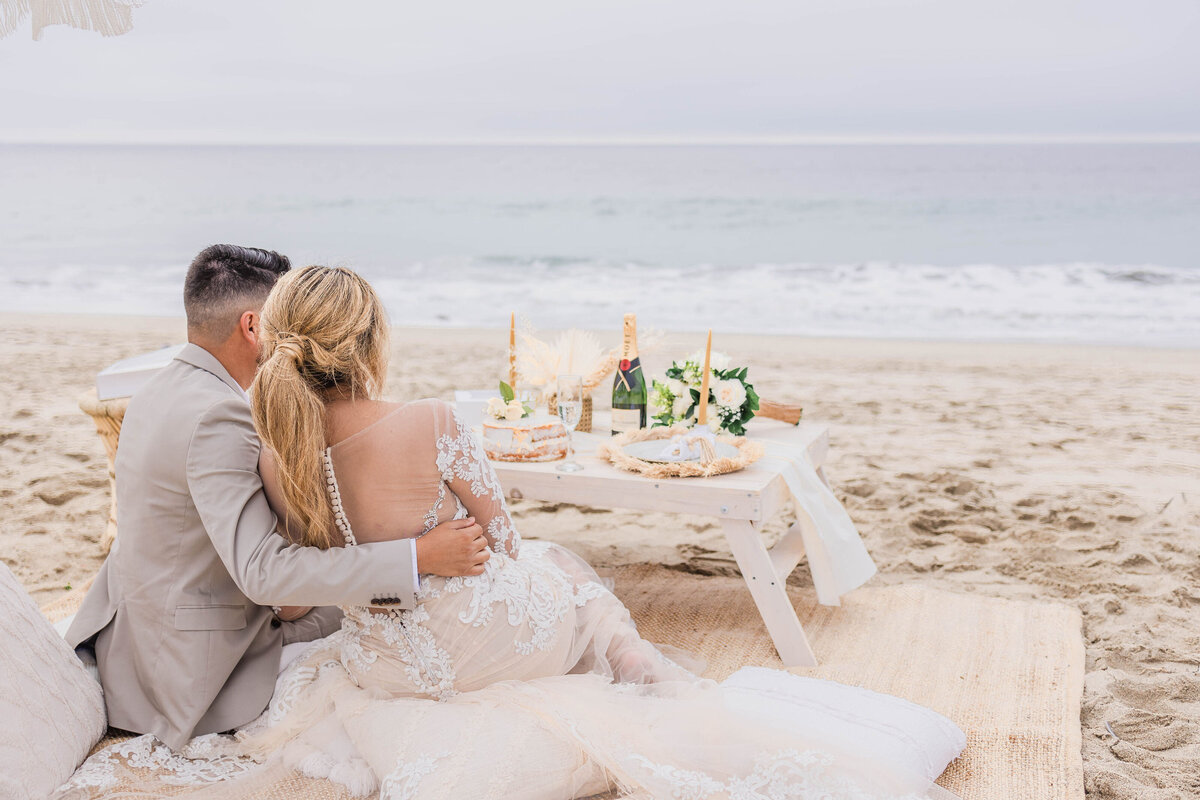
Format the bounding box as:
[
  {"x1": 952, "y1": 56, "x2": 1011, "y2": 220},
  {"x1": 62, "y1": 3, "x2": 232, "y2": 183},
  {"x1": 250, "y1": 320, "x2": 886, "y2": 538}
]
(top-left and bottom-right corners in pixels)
[{"x1": 67, "y1": 245, "x2": 490, "y2": 750}]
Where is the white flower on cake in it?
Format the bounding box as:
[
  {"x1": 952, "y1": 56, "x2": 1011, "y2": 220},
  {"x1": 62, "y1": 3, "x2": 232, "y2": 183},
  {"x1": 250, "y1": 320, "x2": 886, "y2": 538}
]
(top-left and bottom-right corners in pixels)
[
  {"x1": 486, "y1": 397, "x2": 508, "y2": 418},
  {"x1": 666, "y1": 378, "x2": 685, "y2": 396},
  {"x1": 714, "y1": 379, "x2": 747, "y2": 410},
  {"x1": 487, "y1": 381, "x2": 535, "y2": 421}
]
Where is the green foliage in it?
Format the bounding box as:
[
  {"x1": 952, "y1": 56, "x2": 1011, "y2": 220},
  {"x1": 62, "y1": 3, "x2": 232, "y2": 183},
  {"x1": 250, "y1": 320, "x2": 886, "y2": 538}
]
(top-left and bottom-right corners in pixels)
[{"x1": 495, "y1": 381, "x2": 534, "y2": 417}]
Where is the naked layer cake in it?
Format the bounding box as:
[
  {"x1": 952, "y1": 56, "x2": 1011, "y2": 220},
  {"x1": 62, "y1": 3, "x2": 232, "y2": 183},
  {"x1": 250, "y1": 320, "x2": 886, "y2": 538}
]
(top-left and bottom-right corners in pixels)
[{"x1": 482, "y1": 414, "x2": 569, "y2": 462}]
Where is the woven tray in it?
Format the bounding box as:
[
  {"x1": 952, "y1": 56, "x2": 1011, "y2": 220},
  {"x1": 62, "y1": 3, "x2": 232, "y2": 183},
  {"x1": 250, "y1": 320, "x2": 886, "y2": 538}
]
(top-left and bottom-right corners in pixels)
[{"x1": 599, "y1": 425, "x2": 763, "y2": 478}]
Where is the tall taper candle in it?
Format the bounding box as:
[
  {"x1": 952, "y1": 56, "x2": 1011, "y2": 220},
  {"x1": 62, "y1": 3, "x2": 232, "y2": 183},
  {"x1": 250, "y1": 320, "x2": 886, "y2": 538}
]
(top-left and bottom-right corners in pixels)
[
  {"x1": 697, "y1": 329, "x2": 712, "y2": 426},
  {"x1": 509, "y1": 312, "x2": 517, "y2": 387}
]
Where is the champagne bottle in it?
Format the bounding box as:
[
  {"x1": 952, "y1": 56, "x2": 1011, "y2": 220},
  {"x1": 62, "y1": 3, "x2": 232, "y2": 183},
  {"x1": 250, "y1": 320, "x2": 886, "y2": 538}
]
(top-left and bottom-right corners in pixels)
[{"x1": 611, "y1": 313, "x2": 648, "y2": 435}]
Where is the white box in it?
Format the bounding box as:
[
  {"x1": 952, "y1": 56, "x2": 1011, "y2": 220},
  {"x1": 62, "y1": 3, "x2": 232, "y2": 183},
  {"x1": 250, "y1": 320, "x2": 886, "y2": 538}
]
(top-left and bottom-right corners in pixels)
[
  {"x1": 96, "y1": 344, "x2": 187, "y2": 400},
  {"x1": 452, "y1": 389, "x2": 497, "y2": 429}
]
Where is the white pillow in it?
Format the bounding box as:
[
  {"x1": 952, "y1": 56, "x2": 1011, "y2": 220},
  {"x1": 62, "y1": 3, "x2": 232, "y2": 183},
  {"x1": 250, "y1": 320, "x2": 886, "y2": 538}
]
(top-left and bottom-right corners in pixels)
[
  {"x1": 0, "y1": 564, "x2": 106, "y2": 800},
  {"x1": 721, "y1": 666, "x2": 965, "y2": 786}
]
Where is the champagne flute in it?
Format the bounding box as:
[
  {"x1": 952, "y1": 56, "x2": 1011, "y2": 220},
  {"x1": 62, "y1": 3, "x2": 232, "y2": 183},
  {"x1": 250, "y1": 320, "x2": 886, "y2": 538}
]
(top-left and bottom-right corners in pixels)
[{"x1": 555, "y1": 374, "x2": 585, "y2": 473}]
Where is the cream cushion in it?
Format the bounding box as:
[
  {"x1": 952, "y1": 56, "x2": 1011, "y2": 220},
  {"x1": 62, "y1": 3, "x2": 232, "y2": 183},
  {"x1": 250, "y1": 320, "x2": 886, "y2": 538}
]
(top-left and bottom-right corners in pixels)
[
  {"x1": 722, "y1": 667, "x2": 966, "y2": 786},
  {"x1": 0, "y1": 564, "x2": 106, "y2": 800}
]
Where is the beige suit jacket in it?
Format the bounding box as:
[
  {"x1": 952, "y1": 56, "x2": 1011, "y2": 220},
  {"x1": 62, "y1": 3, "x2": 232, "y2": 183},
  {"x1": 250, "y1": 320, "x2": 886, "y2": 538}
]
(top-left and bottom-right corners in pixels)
[{"x1": 67, "y1": 344, "x2": 417, "y2": 749}]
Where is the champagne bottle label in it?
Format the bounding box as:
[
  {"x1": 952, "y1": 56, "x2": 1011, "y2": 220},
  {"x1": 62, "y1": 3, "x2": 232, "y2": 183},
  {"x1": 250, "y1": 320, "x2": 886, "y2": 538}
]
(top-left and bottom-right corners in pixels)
[{"x1": 611, "y1": 407, "x2": 643, "y2": 433}]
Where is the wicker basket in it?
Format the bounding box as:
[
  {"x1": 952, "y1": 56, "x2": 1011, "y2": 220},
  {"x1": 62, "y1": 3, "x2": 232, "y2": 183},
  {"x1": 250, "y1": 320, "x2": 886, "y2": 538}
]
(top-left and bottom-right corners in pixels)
[
  {"x1": 78, "y1": 389, "x2": 130, "y2": 554},
  {"x1": 548, "y1": 394, "x2": 593, "y2": 433}
]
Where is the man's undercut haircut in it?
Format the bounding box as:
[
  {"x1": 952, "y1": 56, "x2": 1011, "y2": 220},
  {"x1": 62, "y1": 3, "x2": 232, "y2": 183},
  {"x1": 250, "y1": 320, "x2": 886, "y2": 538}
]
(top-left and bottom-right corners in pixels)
[{"x1": 184, "y1": 244, "x2": 291, "y2": 341}]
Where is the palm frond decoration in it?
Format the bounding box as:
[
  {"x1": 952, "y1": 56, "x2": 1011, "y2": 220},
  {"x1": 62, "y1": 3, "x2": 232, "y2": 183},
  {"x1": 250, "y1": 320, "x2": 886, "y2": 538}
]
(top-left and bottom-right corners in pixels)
[{"x1": 516, "y1": 326, "x2": 617, "y2": 397}]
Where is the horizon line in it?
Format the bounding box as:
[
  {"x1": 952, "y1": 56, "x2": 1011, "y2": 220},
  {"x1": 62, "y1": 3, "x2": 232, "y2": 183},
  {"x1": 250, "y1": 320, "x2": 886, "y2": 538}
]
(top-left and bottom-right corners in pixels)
[{"x1": 2, "y1": 133, "x2": 1200, "y2": 147}]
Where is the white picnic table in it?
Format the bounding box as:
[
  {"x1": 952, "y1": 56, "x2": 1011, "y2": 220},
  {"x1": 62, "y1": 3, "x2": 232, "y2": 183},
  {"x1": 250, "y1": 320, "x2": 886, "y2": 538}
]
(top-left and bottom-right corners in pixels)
[{"x1": 486, "y1": 412, "x2": 833, "y2": 667}]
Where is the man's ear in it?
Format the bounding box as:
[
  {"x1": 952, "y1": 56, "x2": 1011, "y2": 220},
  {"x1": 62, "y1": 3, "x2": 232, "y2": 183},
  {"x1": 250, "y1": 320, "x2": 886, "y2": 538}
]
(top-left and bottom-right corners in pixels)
[{"x1": 239, "y1": 310, "x2": 260, "y2": 347}]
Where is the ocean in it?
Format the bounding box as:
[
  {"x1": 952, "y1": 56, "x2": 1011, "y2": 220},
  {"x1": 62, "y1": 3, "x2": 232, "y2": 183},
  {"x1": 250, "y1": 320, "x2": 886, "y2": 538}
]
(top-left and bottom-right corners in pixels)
[{"x1": 0, "y1": 143, "x2": 1197, "y2": 346}]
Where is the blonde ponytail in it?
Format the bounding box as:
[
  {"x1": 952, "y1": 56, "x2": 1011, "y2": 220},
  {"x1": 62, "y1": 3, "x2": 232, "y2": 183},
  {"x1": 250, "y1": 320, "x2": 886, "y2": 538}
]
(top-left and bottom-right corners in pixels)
[{"x1": 251, "y1": 266, "x2": 389, "y2": 548}]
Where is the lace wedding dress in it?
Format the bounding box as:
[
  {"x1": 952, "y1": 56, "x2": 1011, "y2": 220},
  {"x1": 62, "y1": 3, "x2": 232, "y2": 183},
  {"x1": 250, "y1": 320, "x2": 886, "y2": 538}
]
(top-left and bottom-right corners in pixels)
[{"x1": 57, "y1": 399, "x2": 964, "y2": 800}]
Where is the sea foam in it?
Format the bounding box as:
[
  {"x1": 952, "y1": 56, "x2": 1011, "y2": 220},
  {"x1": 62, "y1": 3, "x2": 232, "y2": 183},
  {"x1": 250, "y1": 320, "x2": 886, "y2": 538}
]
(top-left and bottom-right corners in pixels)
[{"x1": 0, "y1": 259, "x2": 1195, "y2": 347}]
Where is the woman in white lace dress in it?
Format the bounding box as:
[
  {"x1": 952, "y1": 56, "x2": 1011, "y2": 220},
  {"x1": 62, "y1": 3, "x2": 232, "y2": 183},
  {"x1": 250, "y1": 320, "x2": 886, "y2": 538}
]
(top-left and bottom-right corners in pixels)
[
  {"x1": 221, "y1": 265, "x2": 964, "y2": 800},
  {"x1": 252, "y1": 265, "x2": 697, "y2": 700}
]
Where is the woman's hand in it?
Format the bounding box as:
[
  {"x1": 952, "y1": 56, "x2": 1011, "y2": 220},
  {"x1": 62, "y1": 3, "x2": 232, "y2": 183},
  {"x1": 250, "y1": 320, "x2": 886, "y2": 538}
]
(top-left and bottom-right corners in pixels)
[{"x1": 415, "y1": 516, "x2": 491, "y2": 577}]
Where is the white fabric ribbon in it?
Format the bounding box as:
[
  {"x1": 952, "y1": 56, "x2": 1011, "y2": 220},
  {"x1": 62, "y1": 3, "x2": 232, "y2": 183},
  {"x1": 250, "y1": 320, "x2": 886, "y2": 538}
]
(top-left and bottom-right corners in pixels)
[
  {"x1": 655, "y1": 427, "x2": 718, "y2": 462},
  {"x1": 762, "y1": 441, "x2": 877, "y2": 606}
]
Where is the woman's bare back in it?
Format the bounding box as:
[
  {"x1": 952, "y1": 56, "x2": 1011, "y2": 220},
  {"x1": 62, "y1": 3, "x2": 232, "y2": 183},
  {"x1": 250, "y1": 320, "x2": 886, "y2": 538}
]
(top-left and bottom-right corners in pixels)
[{"x1": 260, "y1": 398, "x2": 516, "y2": 554}]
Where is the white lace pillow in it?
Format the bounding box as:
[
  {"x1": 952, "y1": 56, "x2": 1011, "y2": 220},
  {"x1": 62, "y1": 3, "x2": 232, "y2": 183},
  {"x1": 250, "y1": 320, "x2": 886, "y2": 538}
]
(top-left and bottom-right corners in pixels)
[
  {"x1": 721, "y1": 666, "x2": 966, "y2": 786},
  {"x1": 0, "y1": 564, "x2": 106, "y2": 800}
]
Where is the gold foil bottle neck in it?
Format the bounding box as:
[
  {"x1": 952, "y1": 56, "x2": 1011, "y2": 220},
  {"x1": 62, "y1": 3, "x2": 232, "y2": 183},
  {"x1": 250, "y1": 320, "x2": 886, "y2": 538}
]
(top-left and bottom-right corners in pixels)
[{"x1": 621, "y1": 313, "x2": 639, "y2": 359}]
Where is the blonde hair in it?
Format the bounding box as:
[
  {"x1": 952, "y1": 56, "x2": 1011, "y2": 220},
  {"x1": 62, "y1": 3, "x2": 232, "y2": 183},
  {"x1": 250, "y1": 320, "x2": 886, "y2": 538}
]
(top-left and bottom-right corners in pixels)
[{"x1": 251, "y1": 265, "x2": 390, "y2": 548}]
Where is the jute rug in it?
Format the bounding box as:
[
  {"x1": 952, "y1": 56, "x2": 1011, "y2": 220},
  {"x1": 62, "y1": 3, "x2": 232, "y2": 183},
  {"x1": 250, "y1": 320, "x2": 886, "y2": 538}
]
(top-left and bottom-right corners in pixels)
[
  {"x1": 41, "y1": 567, "x2": 1084, "y2": 800},
  {"x1": 611, "y1": 565, "x2": 1085, "y2": 800}
]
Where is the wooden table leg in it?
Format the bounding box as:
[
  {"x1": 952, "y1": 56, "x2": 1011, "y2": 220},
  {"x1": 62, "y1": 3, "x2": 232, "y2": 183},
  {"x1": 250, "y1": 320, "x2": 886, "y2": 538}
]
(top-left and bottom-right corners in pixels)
[{"x1": 720, "y1": 518, "x2": 818, "y2": 667}]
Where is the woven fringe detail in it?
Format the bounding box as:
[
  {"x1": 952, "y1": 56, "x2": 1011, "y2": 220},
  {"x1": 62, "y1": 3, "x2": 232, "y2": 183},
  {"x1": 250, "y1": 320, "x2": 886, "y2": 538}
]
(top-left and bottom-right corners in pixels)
[{"x1": 0, "y1": 0, "x2": 142, "y2": 40}]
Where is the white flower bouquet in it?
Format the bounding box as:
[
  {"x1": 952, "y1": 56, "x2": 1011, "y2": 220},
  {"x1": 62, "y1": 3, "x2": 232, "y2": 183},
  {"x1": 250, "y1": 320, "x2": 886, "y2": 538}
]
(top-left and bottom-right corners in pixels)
[{"x1": 650, "y1": 351, "x2": 760, "y2": 435}]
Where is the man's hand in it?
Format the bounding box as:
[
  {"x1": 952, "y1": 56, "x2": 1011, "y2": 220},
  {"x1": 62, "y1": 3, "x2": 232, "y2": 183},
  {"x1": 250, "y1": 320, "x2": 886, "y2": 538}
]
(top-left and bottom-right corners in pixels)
[
  {"x1": 414, "y1": 516, "x2": 490, "y2": 577},
  {"x1": 274, "y1": 605, "x2": 313, "y2": 622}
]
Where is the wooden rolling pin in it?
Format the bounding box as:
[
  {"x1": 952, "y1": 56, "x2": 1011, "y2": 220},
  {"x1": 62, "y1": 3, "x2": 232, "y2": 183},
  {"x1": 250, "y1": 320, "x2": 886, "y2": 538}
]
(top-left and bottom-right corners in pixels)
[{"x1": 757, "y1": 400, "x2": 803, "y2": 425}]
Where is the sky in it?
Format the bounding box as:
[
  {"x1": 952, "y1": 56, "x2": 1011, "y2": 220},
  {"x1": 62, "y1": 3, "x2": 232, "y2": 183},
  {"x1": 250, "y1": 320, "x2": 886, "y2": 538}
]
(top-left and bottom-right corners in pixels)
[{"x1": 0, "y1": 0, "x2": 1198, "y2": 144}]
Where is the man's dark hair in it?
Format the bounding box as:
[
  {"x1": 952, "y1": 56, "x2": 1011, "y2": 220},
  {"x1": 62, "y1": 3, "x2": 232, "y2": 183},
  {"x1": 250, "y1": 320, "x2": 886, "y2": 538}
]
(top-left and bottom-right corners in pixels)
[{"x1": 184, "y1": 244, "x2": 291, "y2": 340}]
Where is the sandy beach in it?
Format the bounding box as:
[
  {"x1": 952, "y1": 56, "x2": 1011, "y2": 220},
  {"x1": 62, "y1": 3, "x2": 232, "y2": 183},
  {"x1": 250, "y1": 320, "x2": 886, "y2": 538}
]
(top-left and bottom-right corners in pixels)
[{"x1": 2, "y1": 312, "x2": 1197, "y2": 799}]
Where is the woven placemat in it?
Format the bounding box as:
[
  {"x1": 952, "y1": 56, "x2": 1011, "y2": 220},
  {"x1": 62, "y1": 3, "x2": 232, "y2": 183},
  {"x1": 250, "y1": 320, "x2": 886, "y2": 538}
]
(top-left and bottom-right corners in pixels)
[
  {"x1": 599, "y1": 426, "x2": 764, "y2": 478},
  {"x1": 44, "y1": 567, "x2": 1084, "y2": 799}
]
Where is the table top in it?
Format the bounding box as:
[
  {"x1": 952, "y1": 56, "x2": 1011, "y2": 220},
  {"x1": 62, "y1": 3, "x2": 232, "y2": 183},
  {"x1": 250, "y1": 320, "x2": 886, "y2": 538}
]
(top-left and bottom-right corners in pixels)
[{"x1": 486, "y1": 412, "x2": 829, "y2": 523}]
